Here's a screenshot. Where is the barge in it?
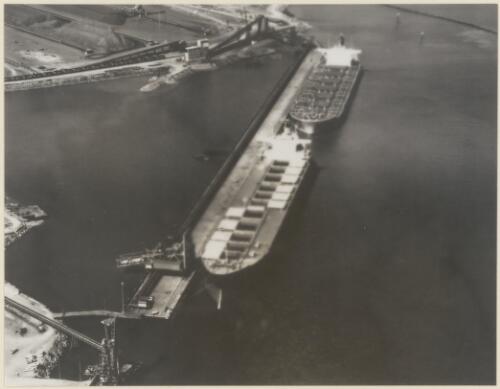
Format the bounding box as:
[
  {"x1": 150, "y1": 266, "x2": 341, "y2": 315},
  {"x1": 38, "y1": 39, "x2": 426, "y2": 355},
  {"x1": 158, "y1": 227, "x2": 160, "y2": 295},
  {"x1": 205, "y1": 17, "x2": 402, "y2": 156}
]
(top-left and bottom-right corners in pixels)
[{"x1": 290, "y1": 44, "x2": 362, "y2": 132}]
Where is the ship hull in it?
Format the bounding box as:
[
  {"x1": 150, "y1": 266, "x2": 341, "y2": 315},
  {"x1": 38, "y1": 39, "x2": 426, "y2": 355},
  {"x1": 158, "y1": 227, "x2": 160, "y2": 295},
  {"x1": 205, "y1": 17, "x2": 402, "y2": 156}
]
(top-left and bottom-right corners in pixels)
[
  {"x1": 202, "y1": 160, "x2": 318, "y2": 286},
  {"x1": 196, "y1": 45, "x2": 363, "y2": 281}
]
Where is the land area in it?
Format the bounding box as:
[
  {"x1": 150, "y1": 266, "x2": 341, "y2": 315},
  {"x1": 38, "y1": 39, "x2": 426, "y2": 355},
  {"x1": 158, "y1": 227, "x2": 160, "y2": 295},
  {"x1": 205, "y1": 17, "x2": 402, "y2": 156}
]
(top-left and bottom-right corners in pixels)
[
  {"x1": 4, "y1": 283, "x2": 81, "y2": 386},
  {"x1": 5, "y1": 197, "x2": 47, "y2": 247},
  {"x1": 4, "y1": 4, "x2": 302, "y2": 78},
  {"x1": 4, "y1": 203, "x2": 86, "y2": 385}
]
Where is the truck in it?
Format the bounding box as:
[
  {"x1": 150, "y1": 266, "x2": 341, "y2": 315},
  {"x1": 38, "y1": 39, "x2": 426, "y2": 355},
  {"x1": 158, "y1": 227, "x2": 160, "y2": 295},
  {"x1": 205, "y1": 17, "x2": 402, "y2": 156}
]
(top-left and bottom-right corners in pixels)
[{"x1": 135, "y1": 296, "x2": 154, "y2": 309}]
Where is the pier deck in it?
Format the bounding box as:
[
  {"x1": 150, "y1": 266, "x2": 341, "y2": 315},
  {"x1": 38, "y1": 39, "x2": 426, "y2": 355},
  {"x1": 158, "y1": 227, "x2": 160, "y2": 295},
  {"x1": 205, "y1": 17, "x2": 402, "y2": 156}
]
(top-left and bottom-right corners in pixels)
[{"x1": 125, "y1": 271, "x2": 195, "y2": 319}]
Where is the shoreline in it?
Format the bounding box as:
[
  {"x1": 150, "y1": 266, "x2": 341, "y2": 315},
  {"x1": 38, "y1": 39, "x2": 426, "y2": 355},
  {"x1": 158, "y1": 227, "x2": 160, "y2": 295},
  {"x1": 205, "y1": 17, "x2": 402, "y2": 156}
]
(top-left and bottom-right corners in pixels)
[
  {"x1": 4, "y1": 203, "x2": 89, "y2": 386},
  {"x1": 5, "y1": 4, "x2": 308, "y2": 92},
  {"x1": 5, "y1": 197, "x2": 47, "y2": 247},
  {"x1": 4, "y1": 283, "x2": 87, "y2": 386}
]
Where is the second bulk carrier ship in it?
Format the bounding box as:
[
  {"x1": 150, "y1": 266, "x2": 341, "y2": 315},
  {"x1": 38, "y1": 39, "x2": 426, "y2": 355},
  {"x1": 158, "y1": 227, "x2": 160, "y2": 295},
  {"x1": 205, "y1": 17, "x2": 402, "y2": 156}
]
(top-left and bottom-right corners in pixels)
[
  {"x1": 290, "y1": 43, "x2": 362, "y2": 134},
  {"x1": 192, "y1": 38, "x2": 362, "y2": 278}
]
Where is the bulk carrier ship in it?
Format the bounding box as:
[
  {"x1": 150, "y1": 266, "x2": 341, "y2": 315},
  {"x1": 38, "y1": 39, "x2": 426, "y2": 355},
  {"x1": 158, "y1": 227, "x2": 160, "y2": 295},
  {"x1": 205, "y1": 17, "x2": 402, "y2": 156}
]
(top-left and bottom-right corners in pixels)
[
  {"x1": 198, "y1": 124, "x2": 312, "y2": 277},
  {"x1": 193, "y1": 39, "x2": 362, "y2": 278}
]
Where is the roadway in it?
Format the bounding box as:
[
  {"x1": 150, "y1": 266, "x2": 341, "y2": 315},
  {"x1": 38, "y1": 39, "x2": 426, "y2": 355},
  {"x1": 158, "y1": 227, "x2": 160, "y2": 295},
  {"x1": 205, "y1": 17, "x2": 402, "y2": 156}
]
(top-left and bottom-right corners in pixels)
[
  {"x1": 53, "y1": 310, "x2": 141, "y2": 320},
  {"x1": 4, "y1": 55, "x2": 184, "y2": 92},
  {"x1": 5, "y1": 40, "x2": 186, "y2": 82}
]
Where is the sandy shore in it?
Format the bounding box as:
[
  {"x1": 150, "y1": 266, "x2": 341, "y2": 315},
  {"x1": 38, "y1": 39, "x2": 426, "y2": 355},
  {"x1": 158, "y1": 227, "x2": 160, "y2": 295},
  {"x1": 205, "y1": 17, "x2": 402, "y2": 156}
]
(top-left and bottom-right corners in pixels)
[{"x1": 4, "y1": 284, "x2": 74, "y2": 385}]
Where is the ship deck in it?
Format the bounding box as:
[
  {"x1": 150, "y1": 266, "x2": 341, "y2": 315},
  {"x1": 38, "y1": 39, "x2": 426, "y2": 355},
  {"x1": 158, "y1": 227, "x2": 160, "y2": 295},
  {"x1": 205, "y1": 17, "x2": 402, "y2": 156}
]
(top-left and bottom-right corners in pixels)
[
  {"x1": 126, "y1": 272, "x2": 194, "y2": 319},
  {"x1": 290, "y1": 63, "x2": 361, "y2": 123},
  {"x1": 191, "y1": 49, "x2": 320, "y2": 275}
]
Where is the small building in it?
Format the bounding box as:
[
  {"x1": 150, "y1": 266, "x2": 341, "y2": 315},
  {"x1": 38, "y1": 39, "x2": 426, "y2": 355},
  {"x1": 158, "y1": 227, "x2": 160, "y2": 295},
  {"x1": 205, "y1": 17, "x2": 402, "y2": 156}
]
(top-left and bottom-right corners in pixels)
[{"x1": 184, "y1": 39, "x2": 210, "y2": 63}]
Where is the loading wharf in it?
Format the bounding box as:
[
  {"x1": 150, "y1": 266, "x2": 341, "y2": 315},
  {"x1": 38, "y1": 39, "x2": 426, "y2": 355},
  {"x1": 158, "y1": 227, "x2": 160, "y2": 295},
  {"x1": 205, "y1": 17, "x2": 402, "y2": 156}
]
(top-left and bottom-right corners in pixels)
[{"x1": 120, "y1": 43, "x2": 317, "y2": 319}]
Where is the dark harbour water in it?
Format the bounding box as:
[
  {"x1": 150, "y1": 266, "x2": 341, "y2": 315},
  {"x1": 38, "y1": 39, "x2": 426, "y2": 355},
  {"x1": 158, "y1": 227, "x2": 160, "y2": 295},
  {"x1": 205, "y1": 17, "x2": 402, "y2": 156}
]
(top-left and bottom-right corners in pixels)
[
  {"x1": 5, "y1": 56, "x2": 295, "y2": 310},
  {"x1": 5, "y1": 5, "x2": 496, "y2": 385}
]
